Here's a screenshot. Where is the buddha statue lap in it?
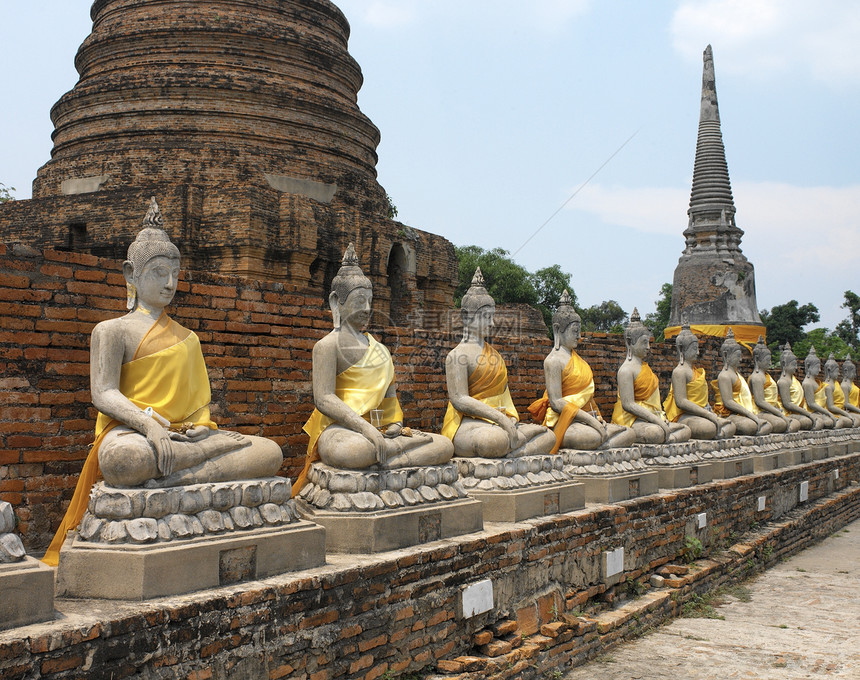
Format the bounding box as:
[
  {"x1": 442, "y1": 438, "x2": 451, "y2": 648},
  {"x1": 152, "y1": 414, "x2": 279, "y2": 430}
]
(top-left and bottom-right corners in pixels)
[
  {"x1": 293, "y1": 245, "x2": 453, "y2": 495},
  {"x1": 841, "y1": 356, "x2": 860, "y2": 421},
  {"x1": 443, "y1": 269, "x2": 556, "y2": 458},
  {"x1": 43, "y1": 198, "x2": 283, "y2": 566},
  {"x1": 662, "y1": 324, "x2": 735, "y2": 439},
  {"x1": 819, "y1": 353, "x2": 857, "y2": 427},
  {"x1": 529, "y1": 290, "x2": 635, "y2": 453},
  {"x1": 802, "y1": 348, "x2": 840, "y2": 429},
  {"x1": 611, "y1": 309, "x2": 691, "y2": 444},
  {"x1": 776, "y1": 343, "x2": 817, "y2": 430},
  {"x1": 748, "y1": 336, "x2": 798, "y2": 434}
]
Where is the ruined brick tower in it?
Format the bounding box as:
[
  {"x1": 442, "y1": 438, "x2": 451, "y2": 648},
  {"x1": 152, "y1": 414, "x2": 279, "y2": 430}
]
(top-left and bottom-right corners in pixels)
[
  {"x1": 0, "y1": 0, "x2": 456, "y2": 325},
  {"x1": 667, "y1": 45, "x2": 764, "y2": 342}
]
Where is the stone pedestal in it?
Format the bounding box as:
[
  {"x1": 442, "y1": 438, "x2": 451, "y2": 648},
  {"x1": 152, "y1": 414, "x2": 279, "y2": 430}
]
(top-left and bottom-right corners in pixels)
[
  {"x1": 56, "y1": 477, "x2": 325, "y2": 599},
  {"x1": 295, "y1": 462, "x2": 483, "y2": 553},
  {"x1": 0, "y1": 557, "x2": 55, "y2": 629},
  {"x1": 297, "y1": 497, "x2": 482, "y2": 553},
  {"x1": 709, "y1": 456, "x2": 754, "y2": 479},
  {"x1": 752, "y1": 453, "x2": 781, "y2": 473},
  {"x1": 455, "y1": 455, "x2": 584, "y2": 522},
  {"x1": 57, "y1": 522, "x2": 325, "y2": 600},
  {"x1": 657, "y1": 463, "x2": 715, "y2": 489},
  {"x1": 778, "y1": 449, "x2": 802, "y2": 467},
  {"x1": 575, "y1": 472, "x2": 659, "y2": 504}
]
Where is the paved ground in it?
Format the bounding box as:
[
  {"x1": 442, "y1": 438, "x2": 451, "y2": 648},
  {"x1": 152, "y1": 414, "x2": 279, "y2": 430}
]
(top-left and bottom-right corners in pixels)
[{"x1": 564, "y1": 517, "x2": 860, "y2": 679}]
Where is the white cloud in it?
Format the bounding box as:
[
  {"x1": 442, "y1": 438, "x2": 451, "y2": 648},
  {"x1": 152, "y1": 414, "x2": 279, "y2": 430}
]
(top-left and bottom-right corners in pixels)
[
  {"x1": 568, "y1": 184, "x2": 689, "y2": 237},
  {"x1": 671, "y1": 0, "x2": 860, "y2": 86}
]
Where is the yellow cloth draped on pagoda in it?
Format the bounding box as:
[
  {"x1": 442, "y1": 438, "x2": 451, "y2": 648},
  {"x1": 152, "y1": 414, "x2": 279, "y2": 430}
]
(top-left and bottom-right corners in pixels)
[
  {"x1": 711, "y1": 375, "x2": 754, "y2": 417},
  {"x1": 293, "y1": 334, "x2": 403, "y2": 495},
  {"x1": 751, "y1": 374, "x2": 781, "y2": 414},
  {"x1": 611, "y1": 363, "x2": 662, "y2": 428},
  {"x1": 664, "y1": 324, "x2": 764, "y2": 350},
  {"x1": 441, "y1": 342, "x2": 518, "y2": 441},
  {"x1": 528, "y1": 350, "x2": 598, "y2": 454},
  {"x1": 848, "y1": 383, "x2": 860, "y2": 408},
  {"x1": 43, "y1": 313, "x2": 216, "y2": 566},
  {"x1": 663, "y1": 367, "x2": 708, "y2": 423}
]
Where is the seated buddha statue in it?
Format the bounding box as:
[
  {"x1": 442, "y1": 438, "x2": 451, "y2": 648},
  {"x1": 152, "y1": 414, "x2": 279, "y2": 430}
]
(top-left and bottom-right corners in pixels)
[
  {"x1": 802, "y1": 348, "x2": 839, "y2": 429},
  {"x1": 529, "y1": 290, "x2": 635, "y2": 452},
  {"x1": 44, "y1": 198, "x2": 283, "y2": 565},
  {"x1": 775, "y1": 343, "x2": 816, "y2": 430},
  {"x1": 442, "y1": 269, "x2": 556, "y2": 458},
  {"x1": 819, "y1": 353, "x2": 857, "y2": 427},
  {"x1": 663, "y1": 324, "x2": 735, "y2": 439},
  {"x1": 711, "y1": 329, "x2": 772, "y2": 436},
  {"x1": 841, "y1": 356, "x2": 860, "y2": 420},
  {"x1": 293, "y1": 244, "x2": 453, "y2": 493},
  {"x1": 748, "y1": 336, "x2": 798, "y2": 434},
  {"x1": 611, "y1": 309, "x2": 690, "y2": 444}
]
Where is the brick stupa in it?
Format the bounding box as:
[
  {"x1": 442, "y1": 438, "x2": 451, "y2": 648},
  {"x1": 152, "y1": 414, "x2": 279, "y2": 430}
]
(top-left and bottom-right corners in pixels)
[
  {"x1": 0, "y1": 0, "x2": 455, "y2": 325},
  {"x1": 667, "y1": 45, "x2": 764, "y2": 339}
]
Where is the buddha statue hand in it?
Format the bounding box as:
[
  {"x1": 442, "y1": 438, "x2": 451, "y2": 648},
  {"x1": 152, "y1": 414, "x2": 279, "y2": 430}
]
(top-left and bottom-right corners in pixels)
[
  {"x1": 382, "y1": 422, "x2": 403, "y2": 438},
  {"x1": 169, "y1": 425, "x2": 212, "y2": 442},
  {"x1": 144, "y1": 420, "x2": 176, "y2": 477}
]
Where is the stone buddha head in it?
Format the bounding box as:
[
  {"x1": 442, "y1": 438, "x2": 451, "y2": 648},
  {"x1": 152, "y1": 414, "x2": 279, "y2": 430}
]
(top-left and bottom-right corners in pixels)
[
  {"x1": 780, "y1": 342, "x2": 797, "y2": 375},
  {"x1": 804, "y1": 346, "x2": 820, "y2": 377},
  {"x1": 123, "y1": 197, "x2": 181, "y2": 312},
  {"x1": 329, "y1": 243, "x2": 373, "y2": 330},
  {"x1": 752, "y1": 335, "x2": 771, "y2": 371},
  {"x1": 552, "y1": 289, "x2": 581, "y2": 351},
  {"x1": 461, "y1": 268, "x2": 495, "y2": 338},
  {"x1": 675, "y1": 323, "x2": 699, "y2": 365},
  {"x1": 843, "y1": 355, "x2": 857, "y2": 381},
  {"x1": 719, "y1": 328, "x2": 742, "y2": 368},
  {"x1": 824, "y1": 353, "x2": 840, "y2": 381},
  {"x1": 623, "y1": 308, "x2": 650, "y2": 361}
]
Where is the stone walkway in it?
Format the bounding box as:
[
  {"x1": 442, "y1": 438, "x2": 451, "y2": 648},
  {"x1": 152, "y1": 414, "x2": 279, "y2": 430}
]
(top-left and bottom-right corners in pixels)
[{"x1": 564, "y1": 517, "x2": 860, "y2": 679}]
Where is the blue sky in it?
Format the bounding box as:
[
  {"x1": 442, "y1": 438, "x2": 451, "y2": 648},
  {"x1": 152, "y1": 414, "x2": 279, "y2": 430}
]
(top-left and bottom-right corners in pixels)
[{"x1": 2, "y1": 1, "x2": 858, "y2": 330}]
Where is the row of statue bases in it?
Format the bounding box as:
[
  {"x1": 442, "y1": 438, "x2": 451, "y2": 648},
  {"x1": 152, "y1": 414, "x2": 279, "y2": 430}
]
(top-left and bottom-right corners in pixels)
[{"x1": 2, "y1": 199, "x2": 859, "y2": 628}]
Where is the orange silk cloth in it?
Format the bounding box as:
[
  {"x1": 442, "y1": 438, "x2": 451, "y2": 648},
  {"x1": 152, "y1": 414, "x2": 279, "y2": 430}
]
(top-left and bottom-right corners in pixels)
[
  {"x1": 611, "y1": 363, "x2": 661, "y2": 428},
  {"x1": 441, "y1": 342, "x2": 518, "y2": 440},
  {"x1": 711, "y1": 374, "x2": 754, "y2": 417},
  {"x1": 528, "y1": 350, "x2": 598, "y2": 454},
  {"x1": 663, "y1": 367, "x2": 708, "y2": 423},
  {"x1": 43, "y1": 313, "x2": 215, "y2": 566},
  {"x1": 664, "y1": 324, "x2": 765, "y2": 351},
  {"x1": 750, "y1": 373, "x2": 781, "y2": 414}
]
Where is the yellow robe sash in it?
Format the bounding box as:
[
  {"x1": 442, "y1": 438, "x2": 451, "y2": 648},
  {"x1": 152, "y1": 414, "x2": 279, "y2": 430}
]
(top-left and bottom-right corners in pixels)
[
  {"x1": 43, "y1": 313, "x2": 215, "y2": 566},
  {"x1": 612, "y1": 363, "x2": 662, "y2": 428},
  {"x1": 293, "y1": 334, "x2": 403, "y2": 496},
  {"x1": 528, "y1": 350, "x2": 598, "y2": 454},
  {"x1": 782, "y1": 376, "x2": 806, "y2": 414},
  {"x1": 750, "y1": 373, "x2": 781, "y2": 414},
  {"x1": 663, "y1": 367, "x2": 708, "y2": 423},
  {"x1": 441, "y1": 342, "x2": 518, "y2": 441},
  {"x1": 813, "y1": 381, "x2": 828, "y2": 409},
  {"x1": 848, "y1": 383, "x2": 860, "y2": 408},
  {"x1": 832, "y1": 383, "x2": 846, "y2": 410},
  {"x1": 712, "y1": 374, "x2": 754, "y2": 417}
]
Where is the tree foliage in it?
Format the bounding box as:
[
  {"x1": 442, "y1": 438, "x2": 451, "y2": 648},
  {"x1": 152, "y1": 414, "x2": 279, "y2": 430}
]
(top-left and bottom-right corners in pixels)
[
  {"x1": 835, "y1": 290, "x2": 860, "y2": 350},
  {"x1": 579, "y1": 299, "x2": 627, "y2": 334},
  {"x1": 644, "y1": 283, "x2": 672, "y2": 342},
  {"x1": 760, "y1": 300, "x2": 820, "y2": 352},
  {"x1": 0, "y1": 183, "x2": 14, "y2": 204},
  {"x1": 453, "y1": 246, "x2": 574, "y2": 334}
]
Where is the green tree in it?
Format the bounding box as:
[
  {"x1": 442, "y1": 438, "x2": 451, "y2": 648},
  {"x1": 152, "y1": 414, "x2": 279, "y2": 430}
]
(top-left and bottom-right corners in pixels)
[
  {"x1": 0, "y1": 183, "x2": 14, "y2": 203},
  {"x1": 793, "y1": 328, "x2": 858, "y2": 363},
  {"x1": 644, "y1": 283, "x2": 672, "y2": 342},
  {"x1": 760, "y1": 300, "x2": 819, "y2": 352},
  {"x1": 579, "y1": 300, "x2": 627, "y2": 334},
  {"x1": 834, "y1": 290, "x2": 860, "y2": 349},
  {"x1": 532, "y1": 264, "x2": 574, "y2": 330},
  {"x1": 454, "y1": 246, "x2": 538, "y2": 307}
]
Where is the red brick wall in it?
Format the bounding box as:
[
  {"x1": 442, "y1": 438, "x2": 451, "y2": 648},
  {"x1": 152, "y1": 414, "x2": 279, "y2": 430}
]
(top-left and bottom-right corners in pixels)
[{"x1": 0, "y1": 244, "x2": 749, "y2": 551}]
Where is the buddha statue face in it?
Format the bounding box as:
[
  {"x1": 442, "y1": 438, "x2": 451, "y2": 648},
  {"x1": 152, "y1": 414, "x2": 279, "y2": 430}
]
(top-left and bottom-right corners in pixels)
[
  {"x1": 676, "y1": 325, "x2": 698, "y2": 364},
  {"x1": 628, "y1": 332, "x2": 650, "y2": 360},
  {"x1": 725, "y1": 346, "x2": 742, "y2": 369},
  {"x1": 328, "y1": 243, "x2": 373, "y2": 330},
  {"x1": 824, "y1": 356, "x2": 839, "y2": 381},
  {"x1": 844, "y1": 360, "x2": 857, "y2": 381},
  {"x1": 132, "y1": 255, "x2": 181, "y2": 310},
  {"x1": 558, "y1": 319, "x2": 581, "y2": 350},
  {"x1": 805, "y1": 357, "x2": 820, "y2": 377},
  {"x1": 337, "y1": 285, "x2": 373, "y2": 330},
  {"x1": 464, "y1": 303, "x2": 495, "y2": 339},
  {"x1": 754, "y1": 347, "x2": 771, "y2": 371}
]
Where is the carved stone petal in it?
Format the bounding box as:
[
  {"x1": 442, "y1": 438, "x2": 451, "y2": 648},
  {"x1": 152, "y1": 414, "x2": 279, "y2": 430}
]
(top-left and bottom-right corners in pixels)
[
  {"x1": 167, "y1": 514, "x2": 194, "y2": 539},
  {"x1": 229, "y1": 506, "x2": 254, "y2": 529},
  {"x1": 418, "y1": 486, "x2": 440, "y2": 502},
  {"x1": 380, "y1": 490, "x2": 404, "y2": 508},
  {"x1": 157, "y1": 519, "x2": 172, "y2": 541},
  {"x1": 144, "y1": 490, "x2": 174, "y2": 519},
  {"x1": 198, "y1": 510, "x2": 225, "y2": 533},
  {"x1": 269, "y1": 479, "x2": 290, "y2": 504},
  {"x1": 400, "y1": 488, "x2": 421, "y2": 505},
  {"x1": 0, "y1": 533, "x2": 26, "y2": 562},
  {"x1": 241, "y1": 483, "x2": 264, "y2": 508},
  {"x1": 330, "y1": 494, "x2": 353, "y2": 512},
  {"x1": 95, "y1": 493, "x2": 134, "y2": 520},
  {"x1": 352, "y1": 492, "x2": 384, "y2": 511},
  {"x1": 259, "y1": 503, "x2": 282, "y2": 525},
  {"x1": 424, "y1": 469, "x2": 439, "y2": 487},
  {"x1": 437, "y1": 484, "x2": 457, "y2": 500},
  {"x1": 102, "y1": 521, "x2": 129, "y2": 543},
  {"x1": 329, "y1": 473, "x2": 360, "y2": 494},
  {"x1": 127, "y1": 518, "x2": 158, "y2": 544},
  {"x1": 179, "y1": 490, "x2": 205, "y2": 515},
  {"x1": 211, "y1": 485, "x2": 237, "y2": 511},
  {"x1": 314, "y1": 489, "x2": 332, "y2": 509},
  {"x1": 78, "y1": 515, "x2": 105, "y2": 542},
  {"x1": 441, "y1": 466, "x2": 456, "y2": 485}
]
